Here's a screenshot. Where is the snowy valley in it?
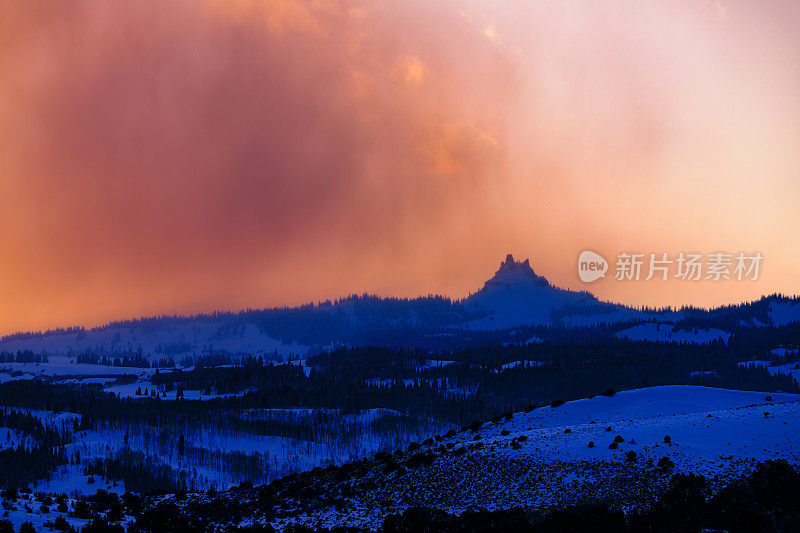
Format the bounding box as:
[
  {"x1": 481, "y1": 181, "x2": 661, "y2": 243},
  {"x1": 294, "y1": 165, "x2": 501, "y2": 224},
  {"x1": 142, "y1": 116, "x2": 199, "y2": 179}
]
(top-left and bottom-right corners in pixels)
[{"x1": 1, "y1": 257, "x2": 800, "y2": 532}]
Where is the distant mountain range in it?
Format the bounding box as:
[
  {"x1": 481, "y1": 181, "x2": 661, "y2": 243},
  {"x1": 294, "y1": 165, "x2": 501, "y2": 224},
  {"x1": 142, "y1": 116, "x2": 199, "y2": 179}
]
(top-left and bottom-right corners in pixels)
[{"x1": 1, "y1": 254, "x2": 798, "y2": 361}]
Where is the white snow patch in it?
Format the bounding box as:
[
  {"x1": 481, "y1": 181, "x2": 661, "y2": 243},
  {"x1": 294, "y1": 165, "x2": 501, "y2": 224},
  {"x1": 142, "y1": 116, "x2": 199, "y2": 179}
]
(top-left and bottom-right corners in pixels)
[
  {"x1": 770, "y1": 302, "x2": 800, "y2": 326},
  {"x1": 616, "y1": 323, "x2": 729, "y2": 344}
]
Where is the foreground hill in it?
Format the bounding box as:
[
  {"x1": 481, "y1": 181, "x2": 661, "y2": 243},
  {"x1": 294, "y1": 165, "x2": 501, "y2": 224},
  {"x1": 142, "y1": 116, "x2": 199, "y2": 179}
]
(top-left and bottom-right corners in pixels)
[{"x1": 142, "y1": 386, "x2": 800, "y2": 531}]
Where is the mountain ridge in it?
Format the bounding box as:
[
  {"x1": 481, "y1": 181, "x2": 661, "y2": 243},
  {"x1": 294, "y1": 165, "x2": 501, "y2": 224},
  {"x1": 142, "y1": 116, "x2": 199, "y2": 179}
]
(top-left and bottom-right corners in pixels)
[{"x1": 1, "y1": 254, "x2": 799, "y2": 360}]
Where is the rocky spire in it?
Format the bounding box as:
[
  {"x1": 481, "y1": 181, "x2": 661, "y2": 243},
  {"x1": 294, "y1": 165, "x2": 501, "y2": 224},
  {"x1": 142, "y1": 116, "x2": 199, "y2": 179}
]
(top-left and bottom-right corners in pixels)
[{"x1": 483, "y1": 254, "x2": 549, "y2": 289}]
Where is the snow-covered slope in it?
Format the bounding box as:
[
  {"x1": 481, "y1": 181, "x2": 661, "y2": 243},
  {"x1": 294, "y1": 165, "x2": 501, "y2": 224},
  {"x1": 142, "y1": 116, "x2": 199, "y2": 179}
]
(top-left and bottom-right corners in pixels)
[
  {"x1": 770, "y1": 301, "x2": 800, "y2": 325},
  {"x1": 0, "y1": 322, "x2": 307, "y2": 361},
  {"x1": 239, "y1": 386, "x2": 800, "y2": 531},
  {"x1": 616, "y1": 323, "x2": 730, "y2": 344}
]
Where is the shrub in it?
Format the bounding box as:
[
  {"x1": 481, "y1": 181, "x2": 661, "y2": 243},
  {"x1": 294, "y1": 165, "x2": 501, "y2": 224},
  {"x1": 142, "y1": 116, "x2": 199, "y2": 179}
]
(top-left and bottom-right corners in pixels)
[
  {"x1": 406, "y1": 452, "x2": 435, "y2": 468},
  {"x1": 537, "y1": 504, "x2": 626, "y2": 531},
  {"x1": 0, "y1": 520, "x2": 11, "y2": 533},
  {"x1": 709, "y1": 460, "x2": 800, "y2": 532},
  {"x1": 614, "y1": 435, "x2": 625, "y2": 443},
  {"x1": 564, "y1": 428, "x2": 572, "y2": 433},
  {"x1": 625, "y1": 451, "x2": 637, "y2": 463},
  {"x1": 588, "y1": 441, "x2": 595, "y2": 448},
  {"x1": 121, "y1": 492, "x2": 142, "y2": 514},
  {"x1": 602, "y1": 388, "x2": 616, "y2": 397},
  {"x1": 131, "y1": 501, "x2": 195, "y2": 532},
  {"x1": 457, "y1": 508, "x2": 530, "y2": 531},
  {"x1": 83, "y1": 517, "x2": 124, "y2": 533},
  {"x1": 664, "y1": 435, "x2": 672, "y2": 444},
  {"x1": 381, "y1": 507, "x2": 456, "y2": 533},
  {"x1": 657, "y1": 456, "x2": 675, "y2": 469},
  {"x1": 551, "y1": 399, "x2": 565, "y2": 408},
  {"x1": 72, "y1": 499, "x2": 91, "y2": 519},
  {"x1": 609, "y1": 441, "x2": 618, "y2": 449},
  {"x1": 53, "y1": 516, "x2": 70, "y2": 531},
  {"x1": 631, "y1": 473, "x2": 711, "y2": 531},
  {"x1": 501, "y1": 429, "x2": 510, "y2": 436}
]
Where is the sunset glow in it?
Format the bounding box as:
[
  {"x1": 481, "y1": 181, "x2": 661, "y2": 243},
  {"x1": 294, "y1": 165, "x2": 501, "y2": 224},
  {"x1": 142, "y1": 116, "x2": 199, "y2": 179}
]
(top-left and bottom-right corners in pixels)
[{"x1": 1, "y1": 0, "x2": 799, "y2": 333}]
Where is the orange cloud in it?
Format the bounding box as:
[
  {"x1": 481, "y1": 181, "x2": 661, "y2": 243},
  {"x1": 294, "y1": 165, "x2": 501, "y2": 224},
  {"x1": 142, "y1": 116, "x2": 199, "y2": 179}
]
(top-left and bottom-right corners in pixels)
[
  {"x1": 423, "y1": 123, "x2": 501, "y2": 177},
  {"x1": 395, "y1": 55, "x2": 425, "y2": 86},
  {"x1": 0, "y1": 0, "x2": 798, "y2": 333},
  {"x1": 0, "y1": 0, "x2": 517, "y2": 332},
  {"x1": 204, "y1": 0, "x2": 329, "y2": 35}
]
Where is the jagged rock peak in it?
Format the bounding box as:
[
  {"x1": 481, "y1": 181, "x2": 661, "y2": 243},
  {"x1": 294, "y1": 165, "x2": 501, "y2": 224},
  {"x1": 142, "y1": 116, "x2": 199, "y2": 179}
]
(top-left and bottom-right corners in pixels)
[{"x1": 484, "y1": 254, "x2": 550, "y2": 289}]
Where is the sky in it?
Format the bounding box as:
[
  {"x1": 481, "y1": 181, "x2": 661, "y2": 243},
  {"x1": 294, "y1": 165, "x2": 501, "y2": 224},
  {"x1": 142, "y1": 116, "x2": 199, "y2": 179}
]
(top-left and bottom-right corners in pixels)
[{"x1": 1, "y1": 0, "x2": 799, "y2": 333}]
